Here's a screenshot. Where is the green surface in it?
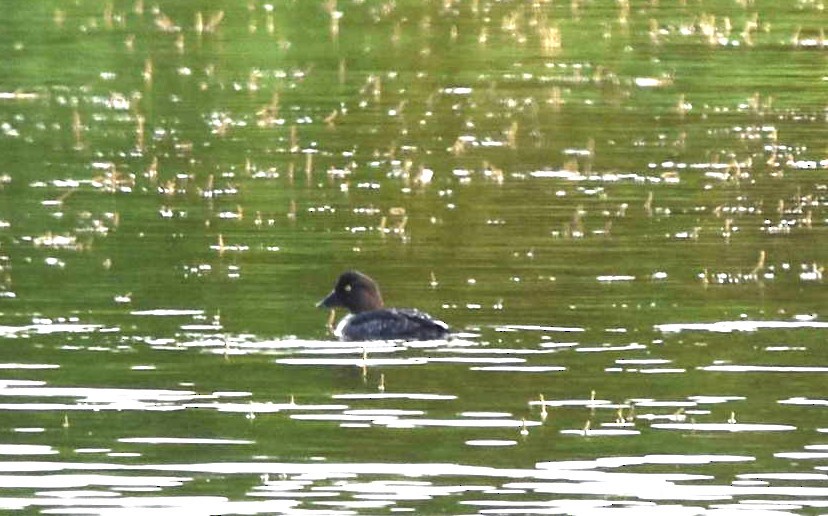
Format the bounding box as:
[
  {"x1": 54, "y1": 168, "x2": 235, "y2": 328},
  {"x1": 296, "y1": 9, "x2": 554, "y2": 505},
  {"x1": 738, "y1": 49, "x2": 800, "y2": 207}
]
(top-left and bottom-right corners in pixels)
[{"x1": 0, "y1": 1, "x2": 826, "y2": 513}]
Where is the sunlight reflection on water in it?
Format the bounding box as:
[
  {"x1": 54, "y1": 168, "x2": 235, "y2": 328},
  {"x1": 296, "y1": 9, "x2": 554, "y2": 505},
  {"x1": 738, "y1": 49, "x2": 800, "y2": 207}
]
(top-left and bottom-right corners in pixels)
[
  {"x1": 1, "y1": 0, "x2": 826, "y2": 511},
  {"x1": 656, "y1": 320, "x2": 828, "y2": 333},
  {"x1": 0, "y1": 456, "x2": 826, "y2": 514},
  {"x1": 0, "y1": 316, "x2": 826, "y2": 512}
]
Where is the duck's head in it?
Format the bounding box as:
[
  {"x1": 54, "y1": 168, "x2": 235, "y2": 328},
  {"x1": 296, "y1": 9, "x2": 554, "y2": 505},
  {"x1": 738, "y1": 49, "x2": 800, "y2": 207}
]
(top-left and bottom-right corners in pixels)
[{"x1": 317, "y1": 270, "x2": 384, "y2": 314}]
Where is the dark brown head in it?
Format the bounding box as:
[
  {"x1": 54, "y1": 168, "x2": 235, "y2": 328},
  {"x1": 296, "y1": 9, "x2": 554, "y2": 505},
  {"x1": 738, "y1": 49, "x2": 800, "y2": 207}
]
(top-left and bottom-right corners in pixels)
[{"x1": 317, "y1": 270, "x2": 385, "y2": 314}]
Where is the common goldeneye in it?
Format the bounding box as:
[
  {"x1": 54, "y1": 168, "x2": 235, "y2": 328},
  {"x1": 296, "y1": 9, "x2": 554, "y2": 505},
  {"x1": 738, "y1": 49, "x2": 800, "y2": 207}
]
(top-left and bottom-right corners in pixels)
[{"x1": 317, "y1": 271, "x2": 450, "y2": 341}]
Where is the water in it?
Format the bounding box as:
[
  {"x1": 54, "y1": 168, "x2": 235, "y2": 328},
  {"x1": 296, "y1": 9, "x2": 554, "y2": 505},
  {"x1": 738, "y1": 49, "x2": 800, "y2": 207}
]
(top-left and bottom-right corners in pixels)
[{"x1": 0, "y1": 1, "x2": 826, "y2": 514}]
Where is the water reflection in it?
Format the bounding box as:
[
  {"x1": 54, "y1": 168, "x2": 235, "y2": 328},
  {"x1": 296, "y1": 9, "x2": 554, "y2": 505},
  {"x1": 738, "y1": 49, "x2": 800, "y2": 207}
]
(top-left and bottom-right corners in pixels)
[
  {"x1": 1, "y1": 0, "x2": 827, "y2": 513},
  {"x1": 1, "y1": 322, "x2": 827, "y2": 511},
  {"x1": 1, "y1": 456, "x2": 827, "y2": 514}
]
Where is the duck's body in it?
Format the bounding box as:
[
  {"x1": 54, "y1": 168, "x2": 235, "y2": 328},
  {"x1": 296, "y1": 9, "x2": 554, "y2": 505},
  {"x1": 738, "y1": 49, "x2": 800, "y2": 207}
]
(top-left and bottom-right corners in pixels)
[
  {"x1": 332, "y1": 308, "x2": 449, "y2": 341},
  {"x1": 318, "y1": 271, "x2": 450, "y2": 341}
]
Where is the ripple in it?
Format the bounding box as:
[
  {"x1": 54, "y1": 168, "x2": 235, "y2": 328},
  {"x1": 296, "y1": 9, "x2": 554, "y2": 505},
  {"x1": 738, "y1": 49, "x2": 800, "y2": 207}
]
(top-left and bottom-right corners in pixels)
[
  {"x1": 529, "y1": 398, "x2": 612, "y2": 408},
  {"x1": 615, "y1": 359, "x2": 671, "y2": 365},
  {"x1": 426, "y1": 357, "x2": 526, "y2": 365},
  {"x1": 0, "y1": 323, "x2": 103, "y2": 337},
  {"x1": 560, "y1": 428, "x2": 641, "y2": 436},
  {"x1": 538, "y1": 454, "x2": 753, "y2": 470},
  {"x1": 0, "y1": 445, "x2": 57, "y2": 456},
  {"x1": 495, "y1": 324, "x2": 584, "y2": 333},
  {"x1": 0, "y1": 384, "x2": 256, "y2": 413},
  {"x1": 578, "y1": 343, "x2": 648, "y2": 353},
  {"x1": 0, "y1": 363, "x2": 59, "y2": 370},
  {"x1": 596, "y1": 275, "x2": 636, "y2": 282},
  {"x1": 656, "y1": 320, "x2": 828, "y2": 333},
  {"x1": 118, "y1": 438, "x2": 253, "y2": 445},
  {"x1": 188, "y1": 402, "x2": 347, "y2": 414},
  {"x1": 465, "y1": 440, "x2": 518, "y2": 447},
  {"x1": 778, "y1": 397, "x2": 828, "y2": 406},
  {"x1": 275, "y1": 357, "x2": 427, "y2": 366},
  {"x1": 384, "y1": 418, "x2": 542, "y2": 429},
  {"x1": 130, "y1": 309, "x2": 205, "y2": 316},
  {"x1": 632, "y1": 400, "x2": 697, "y2": 408},
  {"x1": 470, "y1": 366, "x2": 566, "y2": 372},
  {"x1": 652, "y1": 423, "x2": 796, "y2": 432},
  {"x1": 461, "y1": 412, "x2": 513, "y2": 418},
  {"x1": 700, "y1": 365, "x2": 828, "y2": 373}
]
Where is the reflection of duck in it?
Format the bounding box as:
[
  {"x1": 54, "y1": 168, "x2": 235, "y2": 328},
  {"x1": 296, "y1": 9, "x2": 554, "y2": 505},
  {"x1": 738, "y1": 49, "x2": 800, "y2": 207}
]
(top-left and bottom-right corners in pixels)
[{"x1": 318, "y1": 271, "x2": 450, "y2": 341}]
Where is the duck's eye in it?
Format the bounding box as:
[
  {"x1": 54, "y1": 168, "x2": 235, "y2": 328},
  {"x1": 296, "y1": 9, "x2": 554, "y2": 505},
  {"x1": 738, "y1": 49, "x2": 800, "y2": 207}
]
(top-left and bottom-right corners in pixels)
[{"x1": 344, "y1": 284, "x2": 352, "y2": 292}]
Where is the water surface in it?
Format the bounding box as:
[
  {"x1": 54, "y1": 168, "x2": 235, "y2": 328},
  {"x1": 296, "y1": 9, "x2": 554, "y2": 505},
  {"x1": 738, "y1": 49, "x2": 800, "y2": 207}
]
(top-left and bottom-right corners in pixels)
[{"x1": 0, "y1": 1, "x2": 826, "y2": 514}]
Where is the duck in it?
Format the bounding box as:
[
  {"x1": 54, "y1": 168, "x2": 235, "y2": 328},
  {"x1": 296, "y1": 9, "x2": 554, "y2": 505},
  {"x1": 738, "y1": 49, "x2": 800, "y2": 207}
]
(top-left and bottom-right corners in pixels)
[{"x1": 317, "y1": 270, "x2": 450, "y2": 341}]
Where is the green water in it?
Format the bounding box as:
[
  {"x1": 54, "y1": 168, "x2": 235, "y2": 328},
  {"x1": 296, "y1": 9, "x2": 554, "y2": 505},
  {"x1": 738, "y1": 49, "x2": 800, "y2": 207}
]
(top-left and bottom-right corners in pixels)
[{"x1": 0, "y1": 1, "x2": 826, "y2": 514}]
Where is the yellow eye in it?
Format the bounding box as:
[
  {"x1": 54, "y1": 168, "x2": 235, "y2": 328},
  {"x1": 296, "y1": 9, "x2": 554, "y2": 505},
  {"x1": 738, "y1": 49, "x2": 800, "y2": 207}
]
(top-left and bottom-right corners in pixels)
[{"x1": 344, "y1": 284, "x2": 352, "y2": 292}]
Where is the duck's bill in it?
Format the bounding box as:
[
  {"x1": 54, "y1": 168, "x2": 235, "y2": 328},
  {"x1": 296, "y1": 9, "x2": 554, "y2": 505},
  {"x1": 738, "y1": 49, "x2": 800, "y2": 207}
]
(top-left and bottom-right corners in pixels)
[{"x1": 316, "y1": 290, "x2": 340, "y2": 308}]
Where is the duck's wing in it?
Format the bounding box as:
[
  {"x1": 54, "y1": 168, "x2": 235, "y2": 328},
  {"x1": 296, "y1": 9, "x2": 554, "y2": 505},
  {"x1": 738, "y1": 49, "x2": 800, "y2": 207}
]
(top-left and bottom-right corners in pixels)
[{"x1": 339, "y1": 308, "x2": 450, "y2": 341}]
